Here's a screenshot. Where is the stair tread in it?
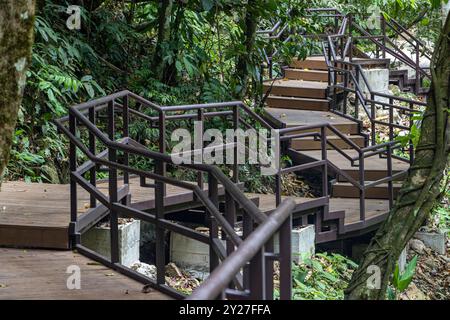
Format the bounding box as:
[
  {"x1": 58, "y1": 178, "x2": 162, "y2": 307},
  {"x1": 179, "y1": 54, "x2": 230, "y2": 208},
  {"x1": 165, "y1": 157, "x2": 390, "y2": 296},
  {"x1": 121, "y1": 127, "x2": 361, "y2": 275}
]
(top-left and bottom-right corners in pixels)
[
  {"x1": 300, "y1": 150, "x2": 410, "y2": 172},
  {"x1": 247, "y1": 193, "x2": 389, "y2": 226},
  {"x1": 264, "y1": 108, "x2": 358, "y2": 128},
  {"x1": 263, "y1": 79, "x2": 328, "y2": 89},
  {"x1": 267, "y1": 95, "x2": 328, "y2": 102},
  {"x1": 333, "y1": 181, "x2": 403, "y2": 187},
  {"x1": 284, "y1": 68, "x2": 328, "y2": 74},
  {"x1": 294, "y1": 134, "x2": 364, "y2": 141}
]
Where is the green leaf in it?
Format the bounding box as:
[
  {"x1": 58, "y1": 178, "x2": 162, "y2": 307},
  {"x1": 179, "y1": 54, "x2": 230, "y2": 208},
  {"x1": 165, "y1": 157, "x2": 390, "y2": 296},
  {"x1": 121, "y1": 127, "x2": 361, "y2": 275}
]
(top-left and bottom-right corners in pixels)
[{"x1": 397, "y1": 255, "x2": 418, "y2": 292}]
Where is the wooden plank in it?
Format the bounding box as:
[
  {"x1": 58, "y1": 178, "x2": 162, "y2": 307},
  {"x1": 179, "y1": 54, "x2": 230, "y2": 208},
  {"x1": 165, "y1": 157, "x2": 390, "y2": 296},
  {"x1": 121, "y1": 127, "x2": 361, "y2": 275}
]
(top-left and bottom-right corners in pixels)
[
  {"x1": 0, "y1": 248, "x2": 169, "y2": 300},
  {"x1": 266, "y1": 95, "x2": 329, "y2": 111},
  {"x1": 263, "y1": 80, "x2": 328, "y2": 99}
]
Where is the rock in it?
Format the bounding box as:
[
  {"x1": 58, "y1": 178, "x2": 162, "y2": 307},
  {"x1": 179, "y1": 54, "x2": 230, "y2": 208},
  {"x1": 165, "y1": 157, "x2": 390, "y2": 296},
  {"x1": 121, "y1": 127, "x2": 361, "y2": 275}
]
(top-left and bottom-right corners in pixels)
[
  {"x1": 166, "y1": 262, "x2": 183, "y2": 278},
  {"x1": 410, "y1": 239, "x2": 426, "y2": 254},
  {"x1": 130, "y1": 261, "x2": 157, "y2": 280},
  {"x1": 401, "y1": 282, "x2": 428, "y2": 300}
]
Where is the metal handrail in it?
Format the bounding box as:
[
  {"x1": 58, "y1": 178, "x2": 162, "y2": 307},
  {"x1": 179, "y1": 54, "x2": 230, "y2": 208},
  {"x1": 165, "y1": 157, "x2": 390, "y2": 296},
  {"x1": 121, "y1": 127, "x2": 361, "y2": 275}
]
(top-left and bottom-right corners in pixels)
[{"x1": 189, "y1": 198, "x2": 295, "y2": 300}]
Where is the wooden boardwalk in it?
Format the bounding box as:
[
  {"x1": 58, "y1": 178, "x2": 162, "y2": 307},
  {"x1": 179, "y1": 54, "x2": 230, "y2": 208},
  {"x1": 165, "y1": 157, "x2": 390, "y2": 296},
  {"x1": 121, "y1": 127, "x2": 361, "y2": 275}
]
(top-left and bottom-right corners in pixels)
[
  {"x1": 0, "y1": 178, "x2": 216, "y2": 249},
  {"x1": 0, "y1": 248, "x2": 169, "y2": 300}
]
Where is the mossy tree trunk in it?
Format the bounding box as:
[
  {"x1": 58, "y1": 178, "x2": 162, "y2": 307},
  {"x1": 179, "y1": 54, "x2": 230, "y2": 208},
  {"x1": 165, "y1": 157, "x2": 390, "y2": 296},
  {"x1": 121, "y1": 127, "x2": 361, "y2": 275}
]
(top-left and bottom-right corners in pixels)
[
  {"x1": 345, "y1": 13, "x2": 450, "y2": 300},
  {"x1": 0, "y1": 0, "x2": 36, "y2": 188},
  {"x1": 235, "y1": 0, "x2": 259, "y2": 98},
  {"x1": 151, "y1": 0, "x2": 173, "y2": 83}
]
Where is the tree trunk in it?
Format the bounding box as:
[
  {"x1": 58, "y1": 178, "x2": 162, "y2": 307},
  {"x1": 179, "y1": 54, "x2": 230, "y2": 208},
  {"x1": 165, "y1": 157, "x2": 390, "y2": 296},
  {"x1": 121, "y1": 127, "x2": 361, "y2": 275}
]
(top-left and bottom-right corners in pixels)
[
  {"x1": 235, "y1": 0, "x2": 258, "y2": 98},
  {"x1": 151, "y1": 0, "x2": 173, "y2": 82},
  {"x1": 345, "y1": 13, "x2": 450, "y2": 300},
  {"x1": 0, "y1": 0, "x2": 36, "y2": 188}
]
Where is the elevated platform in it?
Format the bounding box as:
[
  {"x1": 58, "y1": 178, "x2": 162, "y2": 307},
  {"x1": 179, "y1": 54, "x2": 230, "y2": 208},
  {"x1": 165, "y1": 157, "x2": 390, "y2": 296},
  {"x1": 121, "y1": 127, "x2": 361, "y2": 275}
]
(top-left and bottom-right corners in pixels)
[
  {"x1": 0, "y1": 178, "x2": 222, "y2": 249},
  {"x1": 0, "y1": 248, "x2": 169, "y2": 300}
]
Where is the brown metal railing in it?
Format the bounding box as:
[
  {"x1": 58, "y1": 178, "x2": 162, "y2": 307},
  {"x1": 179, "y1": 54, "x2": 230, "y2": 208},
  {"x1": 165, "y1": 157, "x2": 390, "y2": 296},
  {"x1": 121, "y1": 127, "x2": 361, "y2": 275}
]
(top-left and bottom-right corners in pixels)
[{"x1": 55, "y1": 90, "x2": 332, "y2": 300}]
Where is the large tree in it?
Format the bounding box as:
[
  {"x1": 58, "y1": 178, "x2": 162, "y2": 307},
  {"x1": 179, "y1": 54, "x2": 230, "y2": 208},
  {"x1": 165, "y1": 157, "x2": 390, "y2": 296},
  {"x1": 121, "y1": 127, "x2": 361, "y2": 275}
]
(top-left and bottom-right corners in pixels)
[
  {"x1": 0, "y1": 0, "x2": 36, "y2": 187},
  {"x1": 345, "y1": 13, "x2": 450, "y2": 299}
]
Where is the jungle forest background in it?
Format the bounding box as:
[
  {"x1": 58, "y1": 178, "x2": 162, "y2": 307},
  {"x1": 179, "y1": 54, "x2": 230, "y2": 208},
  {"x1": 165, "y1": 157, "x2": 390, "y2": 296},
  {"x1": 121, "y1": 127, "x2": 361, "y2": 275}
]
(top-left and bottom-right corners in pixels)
[{"x1": 5, "y1": 0, "x2": 446, "y2": 185}]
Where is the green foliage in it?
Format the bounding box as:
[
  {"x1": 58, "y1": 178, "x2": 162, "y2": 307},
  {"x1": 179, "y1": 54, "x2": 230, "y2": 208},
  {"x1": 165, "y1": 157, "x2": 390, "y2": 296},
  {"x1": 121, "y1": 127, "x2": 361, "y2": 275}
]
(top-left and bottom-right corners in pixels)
[
  {"x1": 388, "y1": 255, "x2": 418, "y2": 299},
  {"x1": 274, "y1": 252, "x2": 358, "y2": 300}
]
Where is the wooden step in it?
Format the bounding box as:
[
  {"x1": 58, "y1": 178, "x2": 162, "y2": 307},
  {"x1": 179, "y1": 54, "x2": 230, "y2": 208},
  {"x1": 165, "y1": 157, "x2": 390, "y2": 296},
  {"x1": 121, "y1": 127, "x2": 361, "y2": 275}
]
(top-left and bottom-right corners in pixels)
[
  {"x1": 290, "y1": 56, "x2": 328, "y2": 70},
  {"x1": 299, "y1": 150, "x2": 410, "y2": 181},
  {"x1": 292, "y1": 135, "x2": 366, "y2": 151},
  {"x1": 263, "y1": 80, "x2": 327, "y2": 99},
  {"x1": 263, "y1": 108, "x2": 360, "y2": 135},
  {"x1": 332, "y1": 182, "x2": 402, "y2": 199},
  {"x1": 284, "y1": 68, "x2": 329, "y2": 82},
  {"x1": 266, "y1": 95, "x2": 329, "y2": 111}
]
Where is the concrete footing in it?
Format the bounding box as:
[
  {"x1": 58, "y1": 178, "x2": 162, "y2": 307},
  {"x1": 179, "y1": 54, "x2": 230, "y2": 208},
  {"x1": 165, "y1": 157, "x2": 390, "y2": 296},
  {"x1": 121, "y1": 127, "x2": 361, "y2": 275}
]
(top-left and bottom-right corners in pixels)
[{"x1": 81, "y1": 220, "x2": 140, "y2": 267}]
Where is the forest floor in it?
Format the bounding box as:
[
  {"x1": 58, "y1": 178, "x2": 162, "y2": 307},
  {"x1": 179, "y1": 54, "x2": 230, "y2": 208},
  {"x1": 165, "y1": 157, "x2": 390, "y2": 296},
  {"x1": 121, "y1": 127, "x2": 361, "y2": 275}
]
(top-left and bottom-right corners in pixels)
[{"x1": 401, "y1": 237, "x2": 450, "y2": 300}]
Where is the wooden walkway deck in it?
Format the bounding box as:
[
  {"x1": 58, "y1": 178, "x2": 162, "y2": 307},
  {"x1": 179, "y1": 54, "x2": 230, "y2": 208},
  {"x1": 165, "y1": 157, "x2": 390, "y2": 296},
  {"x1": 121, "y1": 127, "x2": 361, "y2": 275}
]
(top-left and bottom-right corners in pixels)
[
  {"x1": 0, "y1": 248, "x2": 169, "y2": 300},
  {"x1": 0, "y1": 178, "x2": 216, "y2": 249}
]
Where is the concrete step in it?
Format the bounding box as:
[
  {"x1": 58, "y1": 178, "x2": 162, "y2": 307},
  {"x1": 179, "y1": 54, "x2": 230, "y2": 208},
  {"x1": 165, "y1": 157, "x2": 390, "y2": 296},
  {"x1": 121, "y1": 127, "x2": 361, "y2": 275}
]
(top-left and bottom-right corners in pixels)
[
  {"x1": 331, "y1": 182, "x2": 402, "y2": 199},
  {"x1": 263, "y1": 80, "x2": 328, "y2": 99},
  {"x1": 292, "y1": 135, "x2": 366, "y2": 151},
  {"x1": 263, "y1": 108, "x2": 360, "y2": 135},
  {"x1": 266, "y1": 95, "x2": 329, "y2": 111},
  {"x1": 290, "y1": 56, "x2": 328, "y2": 70}
]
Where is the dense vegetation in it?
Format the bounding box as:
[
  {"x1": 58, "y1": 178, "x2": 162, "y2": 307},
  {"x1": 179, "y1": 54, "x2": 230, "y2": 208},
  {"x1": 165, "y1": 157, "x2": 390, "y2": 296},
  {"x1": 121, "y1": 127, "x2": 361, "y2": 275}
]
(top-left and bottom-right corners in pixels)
[{"x1": 6, "y1": 0, "x2": 445, "y2": 184}]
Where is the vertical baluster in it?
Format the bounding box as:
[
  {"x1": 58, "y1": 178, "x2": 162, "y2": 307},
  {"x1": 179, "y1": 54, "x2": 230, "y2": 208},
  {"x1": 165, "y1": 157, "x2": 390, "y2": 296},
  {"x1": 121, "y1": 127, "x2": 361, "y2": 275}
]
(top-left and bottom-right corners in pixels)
[
  {"x1": 388, "y1": 103, "x2": 394, "y2": 209},
  {"x1": 249, "y1": 249, "x2": 265, "y2": 300},
  {"x1": 233, "y1": 105, "x2": 239, "y2": 183},
  {"x1": 409, "y1": 102, "x2": 415, "y2": 163},
  {"x1": 208, "y1": 174, "x2": 219, "y2": 275},
  {"x1": 359, "y1": 153, "x2": 366, "y2": 221},
  {"x1": 321, "y1": 127, "x2": 328, "y2": 197},
  {"x1": 355, "y1": 68, "x2": 360, "y2": 118},
  {"x1": 69, "y1": 112, "x2": 78, "y2": 247},
  {"x1": 88, "y1": 108, "x2": 96, "y2": 209},
  {"x1": 348, "y1": 14, "x2": 353, "y2": 62},
  {"x1": 155, "y1": 111, "x2": 166, "y2": 285},
  {"x1": 381, "y1": 15, "x2": 387, "y2": 59},
  {"x1": 123, "y1": 95, "x2": 129, "y2": 186},
  {"x1": 279, "y1": 215, "x2": 292, "y2": 300},
  {"x1": 197, "y1": 109, "x2": 204, "y2": 189},
  {"x1": 242, "y1": 212, "x2": 253, "y2": 290},
  {"x1": 108, "y1": 100, "x2": 119, "y2": 263},
  {"x1": 415, "y1": 42, "x2": 420, "y2": 94},
  {"x1": 371, "y1": 94, "x2": 376, "y2": 146}
]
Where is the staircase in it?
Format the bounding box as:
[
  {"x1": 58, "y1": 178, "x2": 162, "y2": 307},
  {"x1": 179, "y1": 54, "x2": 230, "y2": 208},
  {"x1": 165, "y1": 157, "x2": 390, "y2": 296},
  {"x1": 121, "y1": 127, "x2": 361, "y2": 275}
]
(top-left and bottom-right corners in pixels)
[{"x1": 262, "y1": 56, "x2": 410, "y2": 242}]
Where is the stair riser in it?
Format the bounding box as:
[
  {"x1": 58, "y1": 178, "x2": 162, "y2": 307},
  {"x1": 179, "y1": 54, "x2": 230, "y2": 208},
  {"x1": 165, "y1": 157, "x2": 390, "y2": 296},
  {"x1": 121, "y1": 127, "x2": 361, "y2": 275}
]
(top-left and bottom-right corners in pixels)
[
  {"x1": 284, "y1": 69, "x2": 328, "y2": 82},
  {"x1": 292, "y1": 137, "x2": 365, "y2": 151},
  {"x1": 266, "y1": 97, "x2": 329, "y2": 111},
  {"x1": 285, "y1": 125, "x2": 360, "y2": 136},
  {"x1": 290, "y1": 60, "x2": 328, "y2": 70},
  {"x1": 263, "y1": 86, "x2": 327, "y2": 99},
  {"x1": 332, "y1": 185, "x2": 401, "y2": 199},
  {"x1": 284, "y1": 69, "x2": 343, "y2": 82},
  {"x1": 337, "y1": 171, "x2": 406, "y2": 182}
]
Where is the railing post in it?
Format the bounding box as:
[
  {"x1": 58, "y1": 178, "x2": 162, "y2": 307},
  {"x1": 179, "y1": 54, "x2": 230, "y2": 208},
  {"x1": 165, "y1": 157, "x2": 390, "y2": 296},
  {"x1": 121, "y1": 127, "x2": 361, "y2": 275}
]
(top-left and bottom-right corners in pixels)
[
  {"x1": 197, "y1": 109, "x2": 204, "y2": 189},
  {"x1": 415, "y1": 41, "x2": 420, "y2": 94},
  {"x1": 279, "y1": 215, "x2": 292, "y2": 300},
  {"x1": 122, "y1": 95, "x2": 129, "y2": 186},
  {"x1": 249, "y1": 249, "x2": 265, "y2": 299},
  {"x1": 359, "y1": 153, "x2": 366, "y2": 222},
  {"x1": 388, "y1": 98, "x2": 394, "y2": 208},
  {"x1": 155, "y1": 111, "x2": 166, "y2": 285},
  {"x1": 381, "y1": 14, "x2": 386, "y2": 59},
  {"x1": 69, "y1": 112, "x2": 78, "y2": 247},
  {"x1": 107, "y1": 100, "x2": 119, "y2": 263},
  {"x1": 370, "y1": 94, "x2": 376, "y2": 146},
  {"x1": 232, "y1": 105, "x2": 239, "y2": 183},
  {"x1": 355, "y1": 68, "x2": 360, "y2": 118},
  {"x1": 348, "y1": 13, "x2": 353, "y2": 61},
  {"x1": 409, "y1": 102, "x2": 415, "y2": 164},
  {"x1": 242, "y1": 211, "x2": 253, "y2": 290},
  {"x1": 88, "y1": 107, "x2": 96, "y2": 209},
  {"x1": 208, "y1": 174, "x2": 220, "y2": 275},
  {"x1": 321, "y1": 127, "x2": 328, "y2": 197}
]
